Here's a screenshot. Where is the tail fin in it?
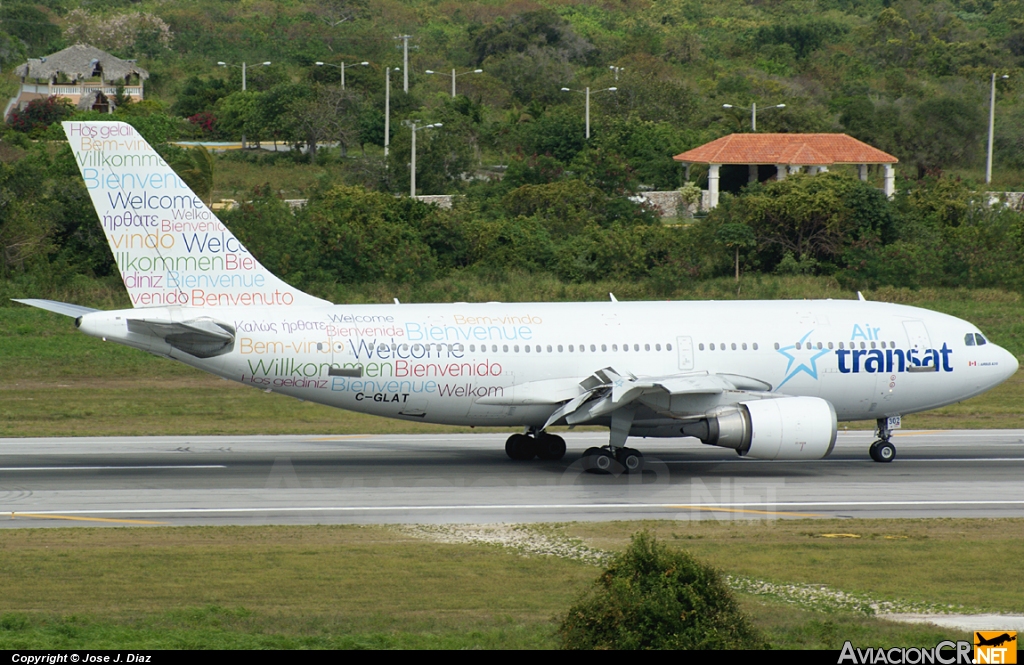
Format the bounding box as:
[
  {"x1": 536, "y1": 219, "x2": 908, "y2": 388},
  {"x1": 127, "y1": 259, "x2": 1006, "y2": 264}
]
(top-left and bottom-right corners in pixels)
[{"x1": 63, "y1": 121, "x2": 329, "y2": 309}]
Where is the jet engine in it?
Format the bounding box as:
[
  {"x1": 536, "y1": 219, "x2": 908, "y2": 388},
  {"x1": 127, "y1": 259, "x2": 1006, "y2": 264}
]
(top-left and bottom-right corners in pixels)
[{"x1": 680, "y1": 396, "x2": 837, "y2": 460}]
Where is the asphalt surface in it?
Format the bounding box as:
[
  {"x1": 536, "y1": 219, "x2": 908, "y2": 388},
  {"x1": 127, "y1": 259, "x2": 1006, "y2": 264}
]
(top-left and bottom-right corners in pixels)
[{"x1": 1, "y1": 430, "x2": 1023, "y2": 527}]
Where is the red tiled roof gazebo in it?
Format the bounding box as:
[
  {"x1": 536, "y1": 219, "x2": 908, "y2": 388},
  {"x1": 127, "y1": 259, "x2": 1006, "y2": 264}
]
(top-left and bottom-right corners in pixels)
[{"x1": 673, "y1": 134, "x2": 898, "y2": 208}]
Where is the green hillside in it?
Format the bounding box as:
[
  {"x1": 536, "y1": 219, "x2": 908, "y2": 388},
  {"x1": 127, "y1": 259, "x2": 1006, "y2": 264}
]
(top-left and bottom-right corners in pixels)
[{"x1": 1, "y1": 0, "x2": 1022, "y2": 300}]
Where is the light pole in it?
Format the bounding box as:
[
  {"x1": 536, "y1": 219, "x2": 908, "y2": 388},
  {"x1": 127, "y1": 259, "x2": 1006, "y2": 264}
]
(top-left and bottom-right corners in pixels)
[
  {"x1": 409, "y1": 121, "x2": 442, "y2": 197},
  {"x1": 394, "y1": 35, "x2": 412, "y2": 92},
  {"x1": 218, "y1": 60, "x2": 271, "y2": 148},
  {"x1": 608, "y1": 65, "x2": 624, "y2": 81},
  {"x1": 722, "y1": 102, "x2": 785, "y2": 132},
  {"x1": 384, "y1": 66, "x2": 401, "y2": 158},
  {"x1": 561, "y1": 86, "x2": 616, "y2": 139},
  {"x1": 315, "y1": 60, "x2": 369, "y2": 89},
  {"x1": 425, "y1": 68, "x2": 482, "y2": 98},
  {"x1": 987, "y1": 73, "x2": 1009, "y2": 185}
]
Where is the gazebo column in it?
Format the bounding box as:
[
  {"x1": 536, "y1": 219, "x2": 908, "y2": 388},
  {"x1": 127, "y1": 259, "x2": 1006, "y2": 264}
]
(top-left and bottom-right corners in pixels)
[
  {"x1": 807, "y1": 166, "x2": 818, "y2": 175},
  {"x1": 775, "y1": 164, "x2": 787, "y2": 181},
  {"x1": 708, "y1": 164, "x2": 721, "y2": 209},
  {"x1": 883, "y1": 164, "x2": 895, "y2": 199},
  {"x1": 789, "y1": 165, "x2": 802, "y2": 175},
  {"x1": 818, "y1": 165, "x2": 828, "y2": 173},
  {"x1": 748, "y1": 164, "x2": 758, "y2": 184},
  {"x1": 858, "y1": 164, "x2": 868, "y2": 181}
]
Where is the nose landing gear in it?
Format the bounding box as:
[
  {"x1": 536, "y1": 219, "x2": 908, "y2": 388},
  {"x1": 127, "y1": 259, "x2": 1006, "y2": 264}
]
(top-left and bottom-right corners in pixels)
[{"x1": 869, "y1": 418, "x2": 897, "y2": 463}]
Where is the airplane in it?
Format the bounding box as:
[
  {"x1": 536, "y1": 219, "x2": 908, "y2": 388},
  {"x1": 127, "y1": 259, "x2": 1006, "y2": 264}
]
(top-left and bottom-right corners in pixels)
[{"x1": 13, "y1": 121, "x2": 1020, "y2": 473}]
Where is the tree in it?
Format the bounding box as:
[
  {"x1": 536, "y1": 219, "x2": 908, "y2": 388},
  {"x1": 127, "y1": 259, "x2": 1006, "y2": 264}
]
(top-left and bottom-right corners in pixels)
[
  {"x1": 7, "y1": 97, "x2": 75, "y2": 136},
  {"x1": 715, "y1": 223, "x2": 756, "y2": 281},
  {"x1": 560, "y1": 532, "x2": 765, "y2": 650}
]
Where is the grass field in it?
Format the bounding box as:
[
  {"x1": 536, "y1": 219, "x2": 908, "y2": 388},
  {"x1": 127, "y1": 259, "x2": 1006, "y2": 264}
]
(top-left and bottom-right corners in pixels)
[{"x1": 0, "y1": 520, "x2": 1017, "y2": 649}]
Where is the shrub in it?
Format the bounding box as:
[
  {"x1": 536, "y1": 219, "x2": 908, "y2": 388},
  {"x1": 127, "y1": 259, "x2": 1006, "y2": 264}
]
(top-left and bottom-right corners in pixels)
[{"x1": 560, "y1": 532, "x2": 765, "y2": 650}]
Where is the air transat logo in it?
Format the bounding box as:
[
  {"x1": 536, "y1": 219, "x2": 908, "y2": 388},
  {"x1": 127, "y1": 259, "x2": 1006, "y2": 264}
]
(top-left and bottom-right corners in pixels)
[
  {"x1": 776, "y1": 331, "x2": 830, "y2": 389},
  {"x1": 775, "y1": 329, "x2": 955, "y2": 390}
]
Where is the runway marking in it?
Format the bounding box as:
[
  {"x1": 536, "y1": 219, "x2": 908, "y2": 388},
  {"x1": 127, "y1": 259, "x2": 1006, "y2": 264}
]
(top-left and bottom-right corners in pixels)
[
  {"x1": 666, "y1": 505, "x2": 824, "y2": 517},
  {"x1": 10, "y1": 513, "x2": 166, "y2": 525},
  {"x1": 0, "y1": 465, "x2": 227, "y2": 471},
  {"x1": 663, "y1": 457, "x2": 1024, "y2": 464},
  {"x1": 9, "y1": 499, "x2": 1024, "y2": 518}
]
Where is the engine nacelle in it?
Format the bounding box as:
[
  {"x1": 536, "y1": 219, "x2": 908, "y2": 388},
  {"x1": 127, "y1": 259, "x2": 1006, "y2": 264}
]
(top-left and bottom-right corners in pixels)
[{"x1": 680, "y1": 396, "x2": 837, "y2": 460}]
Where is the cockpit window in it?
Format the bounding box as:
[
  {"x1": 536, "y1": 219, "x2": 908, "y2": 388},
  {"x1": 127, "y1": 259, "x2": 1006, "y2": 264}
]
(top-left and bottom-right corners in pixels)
[
  {"x1": 965, "y1": 333, "x2": 976, "y2": 346},
  {"x1": 975, "y1": 333, "x2": 987, "y2": 346}
]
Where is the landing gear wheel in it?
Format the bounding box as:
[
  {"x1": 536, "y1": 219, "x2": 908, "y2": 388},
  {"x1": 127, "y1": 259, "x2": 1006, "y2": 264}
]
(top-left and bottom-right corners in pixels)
[
  {"x1": 869, "y1": 440, "x2": 896, "y2": 463},
  {"x1": 583, "y1": 448, "x2": 622, "y2": 474},
  {"x1": 505, "y1": 433, "x2": 537, "y2": 461},
  {"x1": 536, "y1": 433, "x2": 567, "y2": 461},
  {"x1": 616, "y1": 447, "x2": 644, "y2": 474}
]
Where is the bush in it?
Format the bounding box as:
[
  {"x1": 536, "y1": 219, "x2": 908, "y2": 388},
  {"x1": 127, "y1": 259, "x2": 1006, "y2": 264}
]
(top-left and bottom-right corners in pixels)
[{"x1": 560, "y1": 532, "x2": 765, "y2": 650}]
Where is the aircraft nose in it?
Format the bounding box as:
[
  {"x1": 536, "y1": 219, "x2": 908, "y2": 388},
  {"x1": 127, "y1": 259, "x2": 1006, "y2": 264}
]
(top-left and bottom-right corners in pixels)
[{"x1": 1003, "y1": 347, "x2": 1019, "y2": 379}]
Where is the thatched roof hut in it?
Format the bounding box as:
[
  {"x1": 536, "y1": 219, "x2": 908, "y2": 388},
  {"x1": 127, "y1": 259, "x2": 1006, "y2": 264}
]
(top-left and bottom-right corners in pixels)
[{"x1": 14, "y1": 44, "x2": 149, "y2": 82}]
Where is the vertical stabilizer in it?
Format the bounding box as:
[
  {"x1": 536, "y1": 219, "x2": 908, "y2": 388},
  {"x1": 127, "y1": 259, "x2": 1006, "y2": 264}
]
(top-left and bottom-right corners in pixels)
[{"x1": 63, "y1": 121, "x2": 329, "y2": 308}]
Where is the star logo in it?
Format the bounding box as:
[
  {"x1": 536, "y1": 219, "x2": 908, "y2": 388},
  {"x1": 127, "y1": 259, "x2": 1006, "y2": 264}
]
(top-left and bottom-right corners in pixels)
[{"x1": 776, "y1": 330, "x2": 831, "y2": 390}]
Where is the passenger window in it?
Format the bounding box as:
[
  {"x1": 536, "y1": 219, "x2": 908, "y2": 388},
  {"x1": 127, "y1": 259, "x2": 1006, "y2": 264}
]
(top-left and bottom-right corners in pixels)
[
  {"x1": 774, "y1": 343, "x2": 780, "y2": 350},
  {"x1": 817, "y1": 342, "x2": 823, "y2": 350},
  {"x1": 709, "y1": 343, "x2": 715, "y2": 350},
  {"x1": 612, "y1": 344, "x2": 618, "y2": 351},
  {"x1": 590, "y1": 344, "x2": 596, "y2": 352},
  {"x1": 645, "y1": 344, "x2": 651, "y2": 351},
  {"x1": 731, "y1": 343, "x2": 737, "y2": 350},
  {"x1": 870, "y1": 342, "x2": 876, "y2": 349},
  {"x1": 860, "y1": 342, "x2": 866, "y2": 349},
  {"x1": 796, "y1": 342, "x2": 801, "y2": 350},
  {"x1": 568, "y1": 345, "x2": 574, "y2": 352},
  {"x1": 700, "y1": 343, "x2": 705, "y2": 351},
  {"x1": 557, "y1": 345, "x2": 562, "y2": 352},
  {"x1": 524, "y1": 345, "x2": 530, "y2": 353},
  {"x1": 469, "y1": 344, "x2": 475, "y2": 352},
  {"x1": 514, "y1": 345, "x2": 519, "y2": 352},
  {"x1": 742, "y1": 343, "x2": 747, "y2": 350},
  {"x1": 667, "y1": 343, "x2": 673, "y2": 351},
  {"x1": 601, "y1": 344, "x2": 607, "y2": 352},
  {"x1": 547, "y1": 345, "x2": 552, "y2": 353},
  {"x1": 655, "y1": 344, "x2": 661, "y2": 351},
  {"x1": 753, "y1": 343, "x2": 758, "y2": 350},
  {"x1": 634, "y1": 344, "x2": 639, "y2": 351},
  {"x1": 828, "y1": 342, "x2": 833, "y2": 349}
]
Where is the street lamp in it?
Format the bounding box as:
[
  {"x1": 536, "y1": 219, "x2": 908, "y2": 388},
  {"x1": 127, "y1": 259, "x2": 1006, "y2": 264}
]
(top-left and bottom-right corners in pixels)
[
  {"x1": 987, "y1": 73, "x2": 1010, "y2": 185},
  {"x1": 217, "y1": 60, "x2": 271, "y2": 148},
  {"x1": 722, "y1": 102, "x2": 785, "y2": 132},
  {"x1": 409, "y1": 121, "x2": 443, "y2": 197},
  {"x1": 385, "y1": 66, "x2": 401, "y2": 158},
  {"x1": 315, "y1": 60, "x2": 369, "y2": 89},
  {"x1": 217, "y1": 60, "x2": 271, "y2": 92},
  {"x1": 425, "y1": 68, "x2": 482, "y2": 98},
  {"x1": 393, "y1": 35, "x2": 412, "y2": 92},
  {"x1": 561, "y1": 86, "x2": 617, "y2": 139},
  {"x1": 608, "y1": 65, "x2": 625, "y2": 81}
]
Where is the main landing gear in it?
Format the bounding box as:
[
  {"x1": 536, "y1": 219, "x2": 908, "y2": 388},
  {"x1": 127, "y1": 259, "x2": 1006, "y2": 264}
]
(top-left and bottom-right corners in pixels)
[
  {"x1": 505, "y1": 431, "x2": 567, "y2": 461},
  {"x1": 581, "y1": 446, "x2": 644, "y2": 474},
  {"x1": 869, "y1": 417, "x2": 896, "y2": 463}
]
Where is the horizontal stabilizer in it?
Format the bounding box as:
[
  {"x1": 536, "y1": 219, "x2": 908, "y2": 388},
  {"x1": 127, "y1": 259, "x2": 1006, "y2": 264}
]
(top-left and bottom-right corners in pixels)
[
  {"x1": 12, "y1": 299, "x2": 100, "y2": 318},
  {"x1": 127, "y1": 317, "x2": 235, "y2": 358}
]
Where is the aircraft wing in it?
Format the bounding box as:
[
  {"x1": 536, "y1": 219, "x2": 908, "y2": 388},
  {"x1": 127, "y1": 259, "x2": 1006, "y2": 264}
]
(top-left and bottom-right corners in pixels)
[
  {"x1": 474, "y1": 366, "x2": 772, "y2": 430},
  {"x1": 543, "y1": 368, "x2": 772, "y2": 429}
]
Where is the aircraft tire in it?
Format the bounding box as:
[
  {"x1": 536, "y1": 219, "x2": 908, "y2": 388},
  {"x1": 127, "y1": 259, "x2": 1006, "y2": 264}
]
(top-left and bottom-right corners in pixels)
[
  {"x1": 536, "y1": 433, "x2": 567, "y2": 461},
  {"x1": 584, "y1": 448, "x2": 618, "y2": 474},
  {"x1": 616, "y1": 447, "x2": 644, "y2": 473},
  {"x1": 869, "y1": 440, "x2": 896, "y2": 463},
  {"x1": 505, "y1": 434, "x2": 537, "y2": 461}
]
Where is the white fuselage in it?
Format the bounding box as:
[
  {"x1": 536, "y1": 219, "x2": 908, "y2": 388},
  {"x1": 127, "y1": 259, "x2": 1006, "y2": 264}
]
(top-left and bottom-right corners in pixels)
[{"x1": 77, "y1": 299, "x2": 1018, "y2": 433}]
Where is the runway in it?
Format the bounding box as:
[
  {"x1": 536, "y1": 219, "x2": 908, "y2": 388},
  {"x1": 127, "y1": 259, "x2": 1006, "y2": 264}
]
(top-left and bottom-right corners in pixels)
[{"x1": 1, "y1": 430, "x2": 1023, "y2": 527}]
